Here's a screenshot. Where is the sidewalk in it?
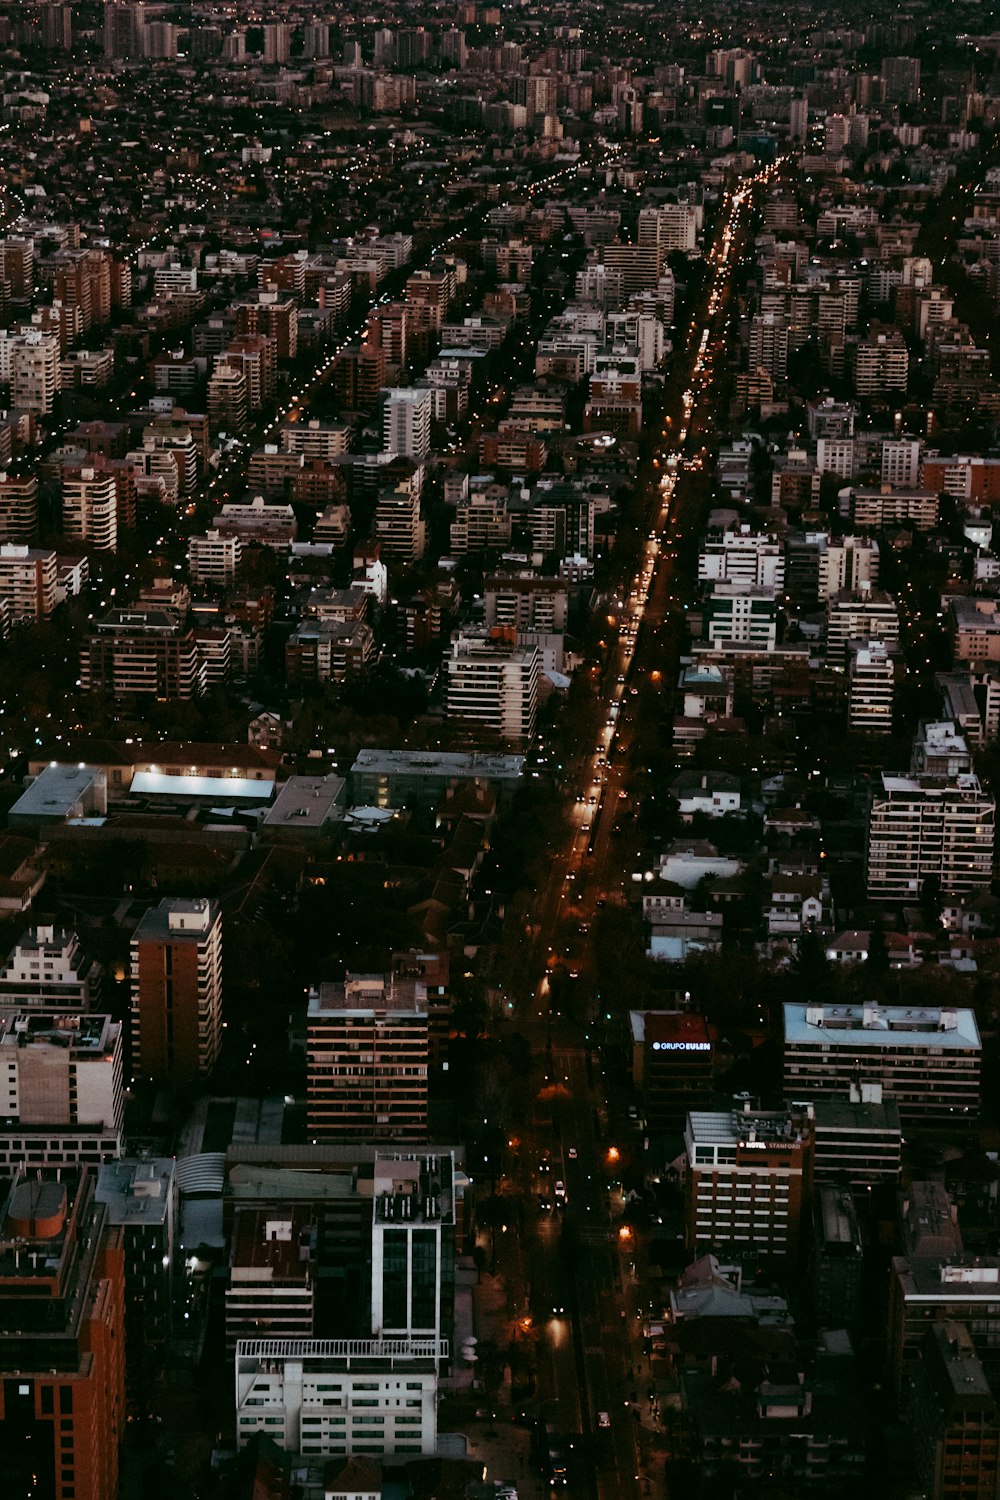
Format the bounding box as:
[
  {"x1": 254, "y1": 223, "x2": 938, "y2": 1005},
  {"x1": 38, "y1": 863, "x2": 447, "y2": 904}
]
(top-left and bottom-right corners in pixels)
[{"x1": 440, "y1": 1256, "x2": 549, "y2": 1498}]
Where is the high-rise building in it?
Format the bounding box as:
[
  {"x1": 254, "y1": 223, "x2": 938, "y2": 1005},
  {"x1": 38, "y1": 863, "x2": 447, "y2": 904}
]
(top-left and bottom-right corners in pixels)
[
  {"x1": 94, "y1": 1158, "x2": 176, "y2": 1384},
  {"x1": 371, "y1": 1152, "x2": 454, "y2": 1349},
  {"x1": 80, "y1": 608, "x2": 206, "y2": 699},
  {"x1": 0, "y1": 925, "x2": 101, "y2": 1013},
  {"x1": 629, "y1": 1010, "x2": 714, "y2": 1132},
  {"x1": 188, "y1": 531, "x2": 242, "y2": 588},
  {"x1": 819, "y1": 537, "x2": 879, "y2": 600},
  {"x1": 382, "y1": 388, "x2": 433, "y2": 461},
  {"x1": 9, "y1": 330, "x2": 60, "y2": 414},
  {"x1": 866, "y1": 772, "x2": 995, "y2": 900},
  {"x1": 130, "y1": 897, "x2": 223, "y2": 1084},
  {"x1": 826, "y1": 588, "x2": 900, "y2": 668},
  {"x1": 0, "y1": 473, "x2": 38, "y2": 539},
  {"x1": 854, "y1": 329, "x2": 909, "y2": 394},
  {"x1": 698, "y1": 528, "x2": 785, "y2": 591},
  {"x1": 226, "y1": 1207, "x2": 316, "y2": 1353},
  {"x1": 445, "y1": 630, "x2": 540, "y2": 742},
  {"x1": 910, "y1": 1322, "x2": 1000, "y2": 1500},
  {"x1": 684, "y1": 1103, "x2": 813, "y2": 1269},
  {"x1": 789, "y1": 95, "x2": 809, "y2": 140},
  {"x1": 812, "y1": 1186, "x2": 863, "y2": 1326},
  {"x1": 61, "y1": 464, "x2": 118, "y2": 551},
  {"x1": 103, "y1": 0, "x2": 144, "y2": 57},
  {"x1": 848, "y1": 638, "x2": 900, "y2": 734},
  {"x1": 373, "y1": 487, "x2": 425, "y2": 562},
  {"x1": 882, "y1": 55, "x2": 921, "y2": 104},
  {"x1": 0, "y1": 1011, "x2": 120, "y2": 1126},
  {"x1": 234, "y1": 1150, "x2": 455, "y2": 1459},
  {"x1": 784, "y1": 1002, "x2": 981, "y2": 1126},
  {"x1": 235, "y1": 1337, "x2": 442, "y2": 1459},
  {"x1": 207, "y1": 362, "x2": 249, "y2": 433},
  {"x1": 808, "y1": 1093, "x2": 903, "y2": 1185},
  {"x1": 749, "y1": 313, "x2": 789, "y2": 381},
  {"x1": 0, "y1": 1167, "x2": 125, "y2": 1500},
  {"x1": 307, "y1": 975, "x2": 429, "y2": 1142},
  {"x1": 888, "y1": 1257, "x2": 1000, "y2": 1401},
  {"x1": 0, "y1": 544, "x2": 56, "y2": 622}
]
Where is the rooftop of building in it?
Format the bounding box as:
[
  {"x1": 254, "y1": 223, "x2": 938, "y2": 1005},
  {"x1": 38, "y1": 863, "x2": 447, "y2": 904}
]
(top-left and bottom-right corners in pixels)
[
  {"x1": 903, "y1": 1181, "x2": 964, "y2": 1259},
  {"x1": 630, "y1": 1010, "x2": 712, "y2": 1049},
  {"x1": 261, "y1": 775, "x2": 345, "y2": 829},
  {"x1": 132, "y1": 741, "x2": 282, "y2": 773},
  {"x1": 95, "y1": 1157, "x2": 175, "y2": 1227},
  {"x1": 308, "y1": 974, "x2": 428, "y2": 1019},
  {"x1": 809, "y1": 1095, "x2": 903, "y2": 1134},
  {"x1": 231, "y1": 1204, "x2": 315, "y2": 1276},
  {"x1": 0, "y1": 1010, "x2": 117, "y2": 1055},
  {"x1": 351, "y1": 748, "x2": 524, "y2": 778},
  {"x1": 1, "y1": 922, "x2": 81, "y2": 960},
  {"x1": 132, "y1": 896, "x2": 219, "y2": 942},
  {"x1": 373, "y1": 1152, "x2": 454, "y2": 1226},
  {"x1": 784, "y1": 1002, "x2": 981, "y2": 1050},
  {"x1": 686, "y1": 1105, "x2": 809, "y2": 1150},
  {"x1": 9, "y1": 763, "x2": 104, "y2": 821},
  {"x1": 893, "y1": 1255, "x2": 1000, "y2": 1298},
  {"x1": 921, "y1": 1322, "x2": 996, "y2": 1414},
  {"x1": 0, "y1": 1167, "x2": 86, "y2": 1275},
  {"x1": 880, "y1": 770, "x2": 985, "y2": 795},
  {"x1": 816, "y1": 1186, "x2": 862, "y2": 1254}
]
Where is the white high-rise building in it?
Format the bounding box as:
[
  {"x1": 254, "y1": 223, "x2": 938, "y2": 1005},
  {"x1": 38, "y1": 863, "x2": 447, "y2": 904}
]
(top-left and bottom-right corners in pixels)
[
  {"x1": 382, "y1": 388, "x2": 432, "y2": 461},
  {"x1": 0, "y1": 924, "x2": 102, "y2": 1012},
  {"x1": 62, "y1": 465, "x2": 118, "y2": 551},
  {"x1": 446, "y1": 630, "x2": 540, "y2": 742},
  {"x1": 0, "y1": 1010, "x2": 124, "y2": 1165},
  {"x1": 881, "y1": 439, "x2": 922, "y2": 489},
  {"x1": 235, "y1": 1338, "x2": 442, "y2": 1457},
  {"x1": 848, "y1": 638, "x2": 898, "y2": 735},
  {"x1": 818, "y1": 537, "x2": 880, "y2": 600},
  {"x1": 188, "y1": 532, "x2": 242, "y2": 588},
  {"x1": 866, "y1": 772, "x2": 995, "y2": 900},
  {"x1": 0, "y1": 544, "x2": 57, "y2": 622},
  {"x1": 698, "y1": 528, "x2": 784, "y2": 591}
]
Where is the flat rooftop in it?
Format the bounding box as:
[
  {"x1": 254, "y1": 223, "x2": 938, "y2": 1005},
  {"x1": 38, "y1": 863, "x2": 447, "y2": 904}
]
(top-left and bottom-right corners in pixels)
[
  {"x1": 811, "y1": 1096, "x2": 903, "y2": 1134},
  {"x1": 687, "y1": 1109, "x2": 805, "y2": 1148},
  {"x1": 309, "y1": 975, "x2": 427, "y2": 1019},
  {"x1": 630, "y1": 1010, "x2": 712, "y2": 1049},
  {"x1": 0, "y1": 1011, "x2": 117, "y2": 1055},
  {"x1": 351, "y1": 748, "x2": 524, "y2": 778},
  {"x1": 785, "y1": 1003, "x2": 981, "y2": 1051},
  {"x1": 95, "y1": 1158, "x2": 174, "y2": 1226},
  {"x1": 9, "y1": 764, "x2": 102, "y2": 820}
]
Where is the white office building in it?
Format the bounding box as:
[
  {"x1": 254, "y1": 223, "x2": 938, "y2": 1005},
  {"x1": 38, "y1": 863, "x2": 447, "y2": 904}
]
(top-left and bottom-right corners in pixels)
[
  {"x1": 0, "y1": 1009, "x2": 122, "y2": 1127},
  {"x1": 235, "y1": 1338, "x2": 443, "y2": 1457},
  {"x1": 784, "y1": 1002, "x2": 981, "y2": 1126}
]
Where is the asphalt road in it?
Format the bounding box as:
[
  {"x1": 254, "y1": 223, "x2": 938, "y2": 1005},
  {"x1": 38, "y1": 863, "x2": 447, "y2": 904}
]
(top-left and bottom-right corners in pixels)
[{"x1": 498, "y1": 160, "x2": 781, "y2": 1500}]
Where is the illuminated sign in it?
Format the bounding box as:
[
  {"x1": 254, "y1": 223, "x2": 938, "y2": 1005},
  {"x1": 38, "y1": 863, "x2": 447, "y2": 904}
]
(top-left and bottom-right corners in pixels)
[{"x1": 651, "y1": 1041, "x2": 711, "y2": 1051}]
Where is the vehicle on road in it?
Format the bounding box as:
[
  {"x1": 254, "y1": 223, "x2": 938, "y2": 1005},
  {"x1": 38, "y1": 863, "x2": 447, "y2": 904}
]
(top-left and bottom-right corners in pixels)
[
  {"x1": 538, "y1": 1194, "x2": 553, "y2": 1212},
  {"x1": 554, "y1": 1179, "x2": 566, "y2": 1201},
  {"x1": 568, "y1": 1147, "x2": 578, "y2": 1159}
]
